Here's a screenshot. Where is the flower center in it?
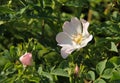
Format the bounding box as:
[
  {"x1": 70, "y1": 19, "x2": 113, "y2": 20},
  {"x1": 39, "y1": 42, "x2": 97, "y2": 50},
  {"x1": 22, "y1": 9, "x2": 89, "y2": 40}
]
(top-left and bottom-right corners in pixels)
[{"x1": 72, "y1": 34, "x2": 82, "y2": 44}]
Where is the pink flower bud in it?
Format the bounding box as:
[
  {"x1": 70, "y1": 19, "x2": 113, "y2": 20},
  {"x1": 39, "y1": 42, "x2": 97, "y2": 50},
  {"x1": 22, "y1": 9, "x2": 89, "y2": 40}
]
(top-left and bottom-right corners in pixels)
[
  {"x1": 19, "y1": 53, "x2": 33, "y2": 67},
  {"x1": 74, "y1": 64, "x2": 79, "y2": 77}
]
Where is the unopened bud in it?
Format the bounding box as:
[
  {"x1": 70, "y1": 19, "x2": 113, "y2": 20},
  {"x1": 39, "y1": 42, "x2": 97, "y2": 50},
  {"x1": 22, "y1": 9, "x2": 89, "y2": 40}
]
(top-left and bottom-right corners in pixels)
[
  {"x1": 19, "y1": 53, "x2": 33, "y2": 67},
  {"x1": 74, "y1": 64, "x2": 79, "y2": 77}
]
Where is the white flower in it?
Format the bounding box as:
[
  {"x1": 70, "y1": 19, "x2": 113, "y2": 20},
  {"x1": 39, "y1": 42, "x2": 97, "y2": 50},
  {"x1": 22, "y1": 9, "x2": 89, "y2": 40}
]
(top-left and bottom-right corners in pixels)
[{"x1": 56, "y1": 17, "x2": 93, "y2": 59}]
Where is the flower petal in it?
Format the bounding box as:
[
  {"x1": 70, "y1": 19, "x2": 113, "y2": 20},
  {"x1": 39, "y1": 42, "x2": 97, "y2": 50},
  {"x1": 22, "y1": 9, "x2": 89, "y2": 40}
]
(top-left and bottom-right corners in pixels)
[
  {"x1": 61, "y1": 45, "x2": 75, "y2": 59},
  {"x1": 19, "y1": 53, "x2": 32, "y2": 66},
  {"x1": 81, "y1": 19, "x2": 90, "y2": 36},
  {"x1": 77, "y1": 35, "x2": 93, "y2": 49},
  {"x1": 63, "y1": 17, "x2": 82, "y2": 36},
  {"x1": 56, "y1": 32, "x2": 73, "y2": 45}
]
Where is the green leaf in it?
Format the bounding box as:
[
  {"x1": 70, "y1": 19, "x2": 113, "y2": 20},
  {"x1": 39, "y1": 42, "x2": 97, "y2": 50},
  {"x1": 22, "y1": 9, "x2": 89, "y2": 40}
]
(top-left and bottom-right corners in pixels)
[
  {"x1": 38, "y1": 66, "x2": 43, "y2": 75},
  {"x1": 42, "y1": 72, "x2": 53, "y2": 81},
  {"x1": 42, "y1": 51, "x2": 60, "y2": 65},
  {"x1": 109, "y1": 24, "x2": 120, "y2": 34},
  {"x1": 111, "y1": 70, "x2": 120, "y2": 81},
  {"x1": 111, "y1": 80, "x2": 120, "y2": 83},
  {"x1": 0, "y1": 6, "x2": 14, "y2": 14},
  {"x1": 38, "y1": 66, "x2": 53, "y2": 81},
  {"x1": 101, "y1": 68, "x2": 113, "y2": 79},
  {"x1": 0, "y1": 56, "x2": 10, "y2": 66},
  {"x1": 94, "y1": 79, "x2": 106, "y2": 83},
  {"x1": 38, "y1": 49, "x2": 49, "y2": 58},
  {"x1": 3, "y1": 62, "x2": 12, "y2": 71},
  {"x1": 96, "y1": 59, "x2": 107, "y2": 75},
  {"x1": 29, "y1": 77, "x2": 40, "y2": 83},
  {"x1": 65, "y1": 0, "x2": 83, "y2": 7},
  {"x1": 86, "y1": 71, "x2": 95, "y2": 81},
  {"x1": 18, "y1": 6, "x2": 28, "y2": 14},
  {"x1": 59, "y1": 60, "x2": 69, "y2": 69},
  {"x1": 57, "y1": 0, "x2": 67, "y2": 3},
  {"x1": 109, "y1": 56, "x2": 120, "y2": 66},
  {"x1": 51, "y1": 68, "x2": 69, "y2": 77},
  {"x1": 110, "y1": 42, "x2": 118, "y2": 52}
]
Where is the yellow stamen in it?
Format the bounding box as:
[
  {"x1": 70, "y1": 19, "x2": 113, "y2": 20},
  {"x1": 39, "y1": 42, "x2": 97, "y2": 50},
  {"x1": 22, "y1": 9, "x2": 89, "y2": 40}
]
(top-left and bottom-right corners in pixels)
[{"x1": 73, "y1": 34, "x2": 82, "y2": 44}]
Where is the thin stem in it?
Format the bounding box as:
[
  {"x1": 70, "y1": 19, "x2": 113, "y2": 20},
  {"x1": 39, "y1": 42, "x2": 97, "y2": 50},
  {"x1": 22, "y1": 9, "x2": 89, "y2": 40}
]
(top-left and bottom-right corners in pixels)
[{"x1": 88, "y1": 9, "x2": 92, "y2": 22}]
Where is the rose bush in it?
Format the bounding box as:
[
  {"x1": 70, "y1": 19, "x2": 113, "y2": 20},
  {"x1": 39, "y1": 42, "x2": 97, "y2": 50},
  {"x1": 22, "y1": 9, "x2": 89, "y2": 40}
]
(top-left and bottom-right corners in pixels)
[{"x1": 0, "y1": 0, "x2": 120, "y2": 83}]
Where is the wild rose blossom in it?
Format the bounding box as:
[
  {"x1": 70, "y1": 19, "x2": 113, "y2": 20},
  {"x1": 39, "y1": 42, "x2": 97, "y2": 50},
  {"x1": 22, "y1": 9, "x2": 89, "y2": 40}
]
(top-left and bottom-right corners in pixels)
[
  {"x1": 19, "y1": 53, "x2": 33, "y2": 67},
  {"x1": 56, "y1": 17, "x2": 93, "y2": 59}
]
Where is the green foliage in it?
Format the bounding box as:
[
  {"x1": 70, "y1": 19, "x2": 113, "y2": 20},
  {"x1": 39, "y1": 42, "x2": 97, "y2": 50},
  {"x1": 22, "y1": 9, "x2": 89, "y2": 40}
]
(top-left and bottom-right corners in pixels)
[
  {"x1": 86, "y1": 71, "x2": 95, "y2": 81},
  {"x1": 96, "y1": 59, "x2": 107, "y2": 75},
  {"x1": 51, "y1": 68, "x2": 69, "y2": 77},
  {"x1": 110, "y1": 42, "x2": 118, "y2": 52},
  {"x1": 0, "y1": 0, "x2": 120, "y2": 83}
]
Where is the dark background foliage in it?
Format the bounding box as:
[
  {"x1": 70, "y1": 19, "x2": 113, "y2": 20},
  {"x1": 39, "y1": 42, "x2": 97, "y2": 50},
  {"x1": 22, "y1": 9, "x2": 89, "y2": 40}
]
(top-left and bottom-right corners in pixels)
[{"x1": 0, "y1": 0, "x2": 120, "y2": 83}]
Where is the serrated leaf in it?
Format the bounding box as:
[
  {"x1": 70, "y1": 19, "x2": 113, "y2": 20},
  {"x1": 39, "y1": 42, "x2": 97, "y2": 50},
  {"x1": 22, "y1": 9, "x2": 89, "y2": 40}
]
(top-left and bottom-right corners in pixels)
[
  {"x1": 58, "y1": 60, "x2": 69, "y2": 69},
  {"x1": 38, "y1": 66, "x2": 42, "y2": 75},
  {"x1": 101, "y1": 68, "x2": 113, "y2": 79},
  {"x1": 109, "y1": 56, "x2": 120, "y2": 66},
  {"x1": 86, "y1": 71, "x2": 95, "y2": 81},
  {"x1": 38, "y1": 49, "x2": 49, "y2": 58},
  {"x1": 94, "y1": 79, "x2": 106, "y2": 83},
  {"x1": 111, "y1": 70, "x2": 120, "y2": 81},
  {"x1": 42, "y1": 72, "x2": 53, "y2": 81},
  {"x1": 96, "y1": 59, "x2": 107, "y2": 75},
  {"x1": 51, "y1": 68, "x2": 69, "y2": 77},
  {"x1": 110, "y1": 42, "x2": 118, "y2": 52}
]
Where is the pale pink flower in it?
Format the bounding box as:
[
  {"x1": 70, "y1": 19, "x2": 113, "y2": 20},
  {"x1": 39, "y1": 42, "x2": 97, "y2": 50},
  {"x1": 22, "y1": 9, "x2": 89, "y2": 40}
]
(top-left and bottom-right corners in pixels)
[
  {"x1": 19, "y1": 53, "x2": 33, "y2": 67},
  {"x1": 56, "y1": 17, "x2": 93, "y2": 59}
]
